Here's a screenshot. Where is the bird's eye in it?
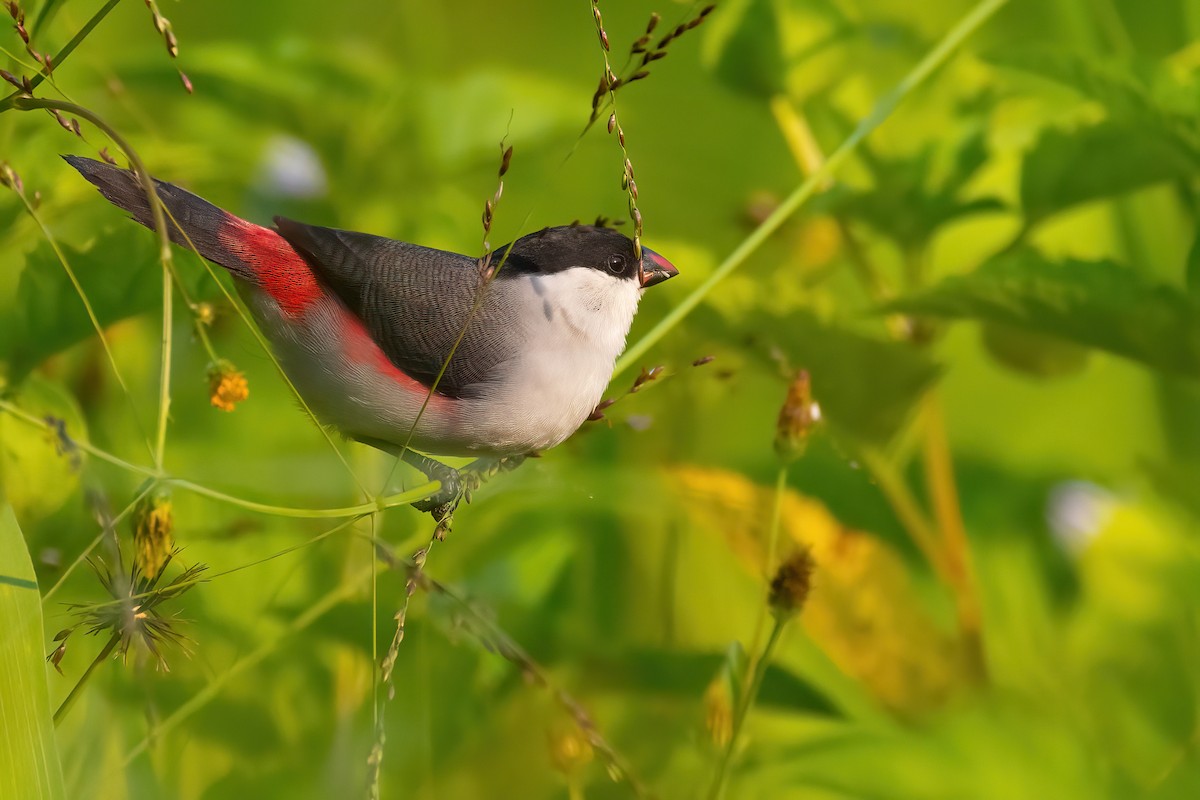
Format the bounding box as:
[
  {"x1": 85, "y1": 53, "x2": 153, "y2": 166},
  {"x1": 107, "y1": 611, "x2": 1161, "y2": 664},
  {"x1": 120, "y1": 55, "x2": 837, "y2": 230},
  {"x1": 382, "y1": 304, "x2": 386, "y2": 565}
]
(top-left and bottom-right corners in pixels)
[{"x1": 606, "y1": 254, "x2": 626, "y2": 274}]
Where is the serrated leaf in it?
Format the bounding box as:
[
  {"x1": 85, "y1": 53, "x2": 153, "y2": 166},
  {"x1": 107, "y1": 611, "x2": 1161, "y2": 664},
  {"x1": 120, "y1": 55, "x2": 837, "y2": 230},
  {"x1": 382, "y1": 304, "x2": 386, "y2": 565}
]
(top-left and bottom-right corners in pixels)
[
  {"x1": 885, "y1": 251, "x2": 1200, "y2": 377},
  {"x1": 815, "y1": 129, "x2": 1005, "y2": 249},
  {"x1": 992, "y1": 48, "x2": 1200, "y2": 147},
  {"x1": 703, "y1": 0, "x2": 787, "y2": 99},
  {"x1": 4, "y1": 229, "x2": 171, "y2": 382},
  {"x1": 0, "y1": 504, "x2": 66, "y2": 800},
  {"x1": 741, "y1": 310, "x2": 941, "y2": 444},
  {"x1": 1020, "y1": 120, "x2": 1199, "y2": 222},
  {"x1": 0, "y1": 375, "x2": 87, "y2": 522}
]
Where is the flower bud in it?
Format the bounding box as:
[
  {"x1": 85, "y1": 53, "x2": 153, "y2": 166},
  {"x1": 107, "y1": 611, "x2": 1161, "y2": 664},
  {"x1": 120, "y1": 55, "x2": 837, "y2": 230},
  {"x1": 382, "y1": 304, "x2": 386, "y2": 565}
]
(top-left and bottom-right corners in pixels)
[
  {"x1": 133, "y1": 489, "x2": 174, "y2": 579},
  {"x1": 768, "y1": 547, "x2": 816, "y2": 620},
  {"x1": 774, "y1": 370, "x2": 820, "y2": 461}
]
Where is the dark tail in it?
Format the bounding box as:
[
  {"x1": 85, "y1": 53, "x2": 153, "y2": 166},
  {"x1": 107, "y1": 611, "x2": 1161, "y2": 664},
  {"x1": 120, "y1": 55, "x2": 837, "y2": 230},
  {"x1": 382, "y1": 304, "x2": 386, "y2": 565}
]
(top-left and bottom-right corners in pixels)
[{"x1": 64, "y1": 155, "x2": 255, "y2": 281}]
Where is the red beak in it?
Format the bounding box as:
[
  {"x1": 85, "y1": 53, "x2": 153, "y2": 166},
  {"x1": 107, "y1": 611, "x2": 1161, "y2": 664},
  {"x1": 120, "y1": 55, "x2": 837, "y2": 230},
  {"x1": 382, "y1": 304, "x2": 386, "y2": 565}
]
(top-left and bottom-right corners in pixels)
[{"x1": 639, "y1": 247, "x2": 678, "y2": 288}]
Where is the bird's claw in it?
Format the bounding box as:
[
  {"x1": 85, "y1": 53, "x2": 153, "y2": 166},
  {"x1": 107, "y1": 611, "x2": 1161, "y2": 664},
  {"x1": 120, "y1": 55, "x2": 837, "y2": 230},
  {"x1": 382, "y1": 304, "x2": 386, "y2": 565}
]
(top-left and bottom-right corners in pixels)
[{"x1": 406, "y1": 453, "x2": 528, "y2": 538}]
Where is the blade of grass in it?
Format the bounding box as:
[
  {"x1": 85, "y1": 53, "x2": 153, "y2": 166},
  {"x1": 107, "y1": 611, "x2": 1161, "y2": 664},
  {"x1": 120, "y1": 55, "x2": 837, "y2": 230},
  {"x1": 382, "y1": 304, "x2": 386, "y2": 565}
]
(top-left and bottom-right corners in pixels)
[{"x1": 0, "y1": 503, "x2": 67, "y2": 799}]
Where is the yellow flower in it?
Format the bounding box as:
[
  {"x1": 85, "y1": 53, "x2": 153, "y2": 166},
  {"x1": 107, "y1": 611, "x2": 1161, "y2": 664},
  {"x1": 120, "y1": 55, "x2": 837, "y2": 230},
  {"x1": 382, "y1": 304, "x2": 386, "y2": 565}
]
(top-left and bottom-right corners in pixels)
[
  {"x1": 673, "y1": 466, "x2": 966, "y2": 715},
  {"x1": 547, "y1": 726, "x2": 594, "y2": 775},
  {"x1": 208, "y1": 361, "x2": 248, "y2": 412}
]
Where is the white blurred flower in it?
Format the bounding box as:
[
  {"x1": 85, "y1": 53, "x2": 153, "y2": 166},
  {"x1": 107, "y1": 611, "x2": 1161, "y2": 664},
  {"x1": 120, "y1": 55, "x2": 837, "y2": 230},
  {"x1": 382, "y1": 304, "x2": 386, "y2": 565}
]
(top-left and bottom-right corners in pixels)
[
  {"x1": 257, "y1": 135, "x2": 327, "y2": 199},
  {"x1": 1046, "y1": 480, "x2": 1116, "y2": 557}
]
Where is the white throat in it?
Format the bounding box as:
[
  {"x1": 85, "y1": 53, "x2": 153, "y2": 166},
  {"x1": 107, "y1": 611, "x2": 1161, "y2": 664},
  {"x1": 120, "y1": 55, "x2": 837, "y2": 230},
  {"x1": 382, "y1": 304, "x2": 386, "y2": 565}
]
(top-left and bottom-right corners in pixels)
[
  {"x1": 526, "y1": 267, "x2": 642, "y2": 358},
  {"x1": 467, "y1": 267, "x2": 643, "y2": 452}
]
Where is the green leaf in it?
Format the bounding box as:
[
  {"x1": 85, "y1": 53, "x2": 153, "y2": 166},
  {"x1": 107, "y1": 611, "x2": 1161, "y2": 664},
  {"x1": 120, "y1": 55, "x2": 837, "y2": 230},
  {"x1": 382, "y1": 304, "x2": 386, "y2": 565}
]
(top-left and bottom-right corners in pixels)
[
  {"x1": 1020, "y1": 120, "x2": 1200, "y2": 223},
  {"x1": 757, "y1": 310, "x2": 941, "y2": 445},
  {"x1": 0, "y1": 376, "x2": 87, "y2": 522},
  {"x1": 992, "y1": 48, "x2": 1200, "y2": 144},
  {"x1": 4, "y1": 229, "x2": 165, "y2": 382},
  {"x1": 581, "y1": 647, "x2": 840, "y2": 717},
  {"x1": 0, "y1": 504, "x2": 66, "y2": 800},
  {"x1": 703, "y1": 0, "x2": 788, "y2": 99},
  {"x1": 885, "y1": 251, "x2": 1200, "y2": 377},
  {"x1": 815, "y1": 129, "x2": 1005, "y2": 250},
  {"x1": 1187, "y1": 229, "x2": 1200, "y2": 298},
  {"x1": 981, "y1": 322, "x2": 1090, "y2": 379}
]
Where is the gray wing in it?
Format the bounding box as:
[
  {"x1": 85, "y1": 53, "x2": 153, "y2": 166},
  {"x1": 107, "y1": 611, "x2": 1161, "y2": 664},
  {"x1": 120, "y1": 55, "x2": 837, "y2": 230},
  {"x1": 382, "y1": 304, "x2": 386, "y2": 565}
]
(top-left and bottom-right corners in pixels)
[{"x1": 274, "y1": 217, "x2": 517, "y2": 397}]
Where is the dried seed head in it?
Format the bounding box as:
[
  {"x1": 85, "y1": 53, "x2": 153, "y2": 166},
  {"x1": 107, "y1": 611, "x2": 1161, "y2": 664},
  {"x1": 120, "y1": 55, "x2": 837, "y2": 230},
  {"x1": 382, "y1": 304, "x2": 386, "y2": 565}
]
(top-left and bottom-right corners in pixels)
[
  {"x1": 645, "y1": 12, "x2": 661, "y2": 34},
  {"x1": 588, "y1": 397, "x2": 616, "y2": 421},
  {"x1": 1, "y1": 162, "x2": 25, "y2": 194},
  {"x1": 768, "y1": 548, "x2": 816, "y2": 619},
  {"x1": 99, "y1": 147, "x2": 116, "y2": 165},
  {"x1": 499, "y1": 144, "x2": 513, "y2": 177},
  {"x1": 207, "y1": 360, "x2": 249, "y2": 412},
  {"x1": 607, "y1": 113, "x2": 616, "y2": 134},
  {"x1": 692, "y1": 355, "x2": 716, "y2": 367},
  {"x1": 47, "y1": 641, "x2": 67, "y2": 675},
  {"x1": 0, "y1": 68, "x2": 22, "y2": 92},
  {"x1": 178, "y1": 69, "x2": 193, "y2": 94},
  {"x1": 774, "y1": 369, "x2": 820, "y2": 461},
  {"x1": 630, "y1": 365, "x2": 664, "y2": 393},
  {"x1": 133, "y1": 490, "x2": 174, "y2": 580},
  {"x1": 628, "y1": 70, "x2": 651, "y2": 83},
  {"x1": 628, "y1": 179, "x2": 638, "y2": 200}
]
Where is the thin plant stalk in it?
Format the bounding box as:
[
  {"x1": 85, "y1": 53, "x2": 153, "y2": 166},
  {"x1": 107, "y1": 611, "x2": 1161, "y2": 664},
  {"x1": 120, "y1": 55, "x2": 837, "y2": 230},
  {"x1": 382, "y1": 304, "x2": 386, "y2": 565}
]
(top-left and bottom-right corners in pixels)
[
  {"x1": 53, "y1": 632, "x2": 118, "y2": 725},
  {"x1": 708, "y1": 617, "x2": 787, "y2": 800}
]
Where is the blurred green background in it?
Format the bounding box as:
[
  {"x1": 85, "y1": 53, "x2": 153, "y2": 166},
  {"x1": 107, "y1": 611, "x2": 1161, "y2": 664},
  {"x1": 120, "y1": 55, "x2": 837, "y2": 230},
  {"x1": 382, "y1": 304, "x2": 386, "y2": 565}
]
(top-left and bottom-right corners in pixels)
[{"x1": 2, "y1": 0, "x2": 1200, "y2": 797}]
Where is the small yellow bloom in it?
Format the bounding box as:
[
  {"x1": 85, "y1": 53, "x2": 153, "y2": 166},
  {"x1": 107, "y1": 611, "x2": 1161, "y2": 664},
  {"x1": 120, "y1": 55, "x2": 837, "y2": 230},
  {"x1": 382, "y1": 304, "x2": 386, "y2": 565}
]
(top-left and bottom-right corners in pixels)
[
  {"x1": 208, "y1": 361, "x2": 248, "y2": 412},
  {"x1": 133, "y1": 490, "x2": 174, "y2": 579},
  {"x1": 548, "y1": 726, "x2": 594, "y2": 775}
]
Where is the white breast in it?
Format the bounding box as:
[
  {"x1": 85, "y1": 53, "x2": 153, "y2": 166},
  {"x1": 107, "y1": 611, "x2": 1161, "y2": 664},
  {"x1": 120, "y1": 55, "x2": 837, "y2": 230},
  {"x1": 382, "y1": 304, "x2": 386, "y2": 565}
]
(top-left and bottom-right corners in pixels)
[{"x1": 460, "y1": 267, "x2": 643, "y2": 453}]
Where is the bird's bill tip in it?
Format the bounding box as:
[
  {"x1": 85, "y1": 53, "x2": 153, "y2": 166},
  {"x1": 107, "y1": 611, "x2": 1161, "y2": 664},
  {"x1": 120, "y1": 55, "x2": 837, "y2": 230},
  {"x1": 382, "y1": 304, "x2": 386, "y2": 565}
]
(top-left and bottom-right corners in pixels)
[{"x1": 639, "y1": 247, "x2": 678, "y2": 288}]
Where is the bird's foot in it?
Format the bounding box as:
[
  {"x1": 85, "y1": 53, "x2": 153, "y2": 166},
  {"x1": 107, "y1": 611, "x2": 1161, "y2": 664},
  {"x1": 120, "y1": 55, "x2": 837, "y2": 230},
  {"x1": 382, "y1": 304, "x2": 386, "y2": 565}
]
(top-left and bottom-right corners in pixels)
[{"x1": 402, "y1": 452, "x2": 527, "y2": 540}]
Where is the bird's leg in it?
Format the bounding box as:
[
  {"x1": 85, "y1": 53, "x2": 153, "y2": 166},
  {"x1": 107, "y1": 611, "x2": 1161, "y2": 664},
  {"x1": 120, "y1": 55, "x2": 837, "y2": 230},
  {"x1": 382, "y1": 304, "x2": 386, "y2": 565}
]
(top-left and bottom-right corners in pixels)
[
  {"x1": 398, "y1": 449, "x2": 462, "y2": 518},
  {"x1": 397, "y1": 450, "x2": 527, "y2": 540}
]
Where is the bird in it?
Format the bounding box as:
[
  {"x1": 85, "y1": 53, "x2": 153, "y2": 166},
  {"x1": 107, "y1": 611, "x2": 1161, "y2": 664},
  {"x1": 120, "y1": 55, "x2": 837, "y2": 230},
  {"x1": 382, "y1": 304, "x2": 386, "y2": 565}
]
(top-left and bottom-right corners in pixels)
[{"x1": 65, "y1": 155, "x2": 678, "y2": 522}]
